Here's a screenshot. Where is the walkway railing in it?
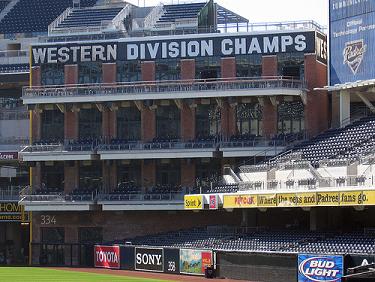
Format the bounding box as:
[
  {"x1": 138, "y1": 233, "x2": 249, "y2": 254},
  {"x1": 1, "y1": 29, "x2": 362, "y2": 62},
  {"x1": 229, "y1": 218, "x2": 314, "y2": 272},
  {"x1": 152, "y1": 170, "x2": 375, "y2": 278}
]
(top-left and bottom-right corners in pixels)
[{"x1": 22, "y1": 77, "x2": 306, "y2": 100}]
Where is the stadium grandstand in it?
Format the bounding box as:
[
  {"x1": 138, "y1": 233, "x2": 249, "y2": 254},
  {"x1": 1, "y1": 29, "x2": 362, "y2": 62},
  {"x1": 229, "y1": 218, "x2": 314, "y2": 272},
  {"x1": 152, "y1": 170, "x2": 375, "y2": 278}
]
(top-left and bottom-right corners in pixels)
[{"x1": 0, "y1": 0, "x2": 373, "y2": 281}]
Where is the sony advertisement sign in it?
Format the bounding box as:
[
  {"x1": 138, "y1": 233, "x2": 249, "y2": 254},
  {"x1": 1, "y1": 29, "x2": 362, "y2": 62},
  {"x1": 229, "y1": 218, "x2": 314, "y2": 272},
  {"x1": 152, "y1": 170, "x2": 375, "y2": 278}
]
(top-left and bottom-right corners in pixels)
[
  {"x1": 31, "y1": 31, "x2": 317, "y2": 66},
  {"x1": 330, "y1": 0, "x2": 375, "y2": 84},
  {"x1": 135, "y1": 247, "x2": 164, "y2": 272}
]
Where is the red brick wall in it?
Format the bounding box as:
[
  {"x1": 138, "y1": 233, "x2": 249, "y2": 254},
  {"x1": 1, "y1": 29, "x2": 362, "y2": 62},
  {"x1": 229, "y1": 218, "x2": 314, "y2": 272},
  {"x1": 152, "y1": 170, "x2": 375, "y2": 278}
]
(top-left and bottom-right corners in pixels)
[
  {"x1": 262, "y1": 56, "x2": 278, "y2": 77},
  {"x1": 181, "y1": 59, "x2": 195, "y2": 80},
  {"x1": 181, "y1": 104, "x2": 195, "y2": 141},
  {"x1": 181, "y1": 159, "x2": 196, "y2": 187},
  {"x1": 64, "y1": 161, "x2": 79, "y2": 193},
  {"x1": 64, "y1": 65, "x2": 78, "y2": 85},
  {"x1": 304, "y1": 54, "x2": 329, "y2": 137},
  {"x1": 221, "y1": 57, "x2": 236, "y2": 79},
  {"x1": 141, "y1": 61, "x2": 156, "y2": 81}
]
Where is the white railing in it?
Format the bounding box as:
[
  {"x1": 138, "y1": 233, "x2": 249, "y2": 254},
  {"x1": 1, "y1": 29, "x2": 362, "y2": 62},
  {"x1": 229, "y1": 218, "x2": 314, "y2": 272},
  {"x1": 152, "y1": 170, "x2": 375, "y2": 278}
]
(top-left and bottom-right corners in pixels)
[
  {"x1": 0, "y1": 50, "x2": 29, "y2": 65},
  {"x1": 48, "y1": 7, "x2": 72, "y2": 35},
  {"x1": 0, "y1": 186, "x2": 23, "y2": 201},
  {"x1": 112, "y1": 4, "x2": 132, "y2": 31},
  {"x1": 23, "y1": 77, "x2": 306, "y2": 100},
  {"x1": 144, "y1": 3, "x2": 164, "y2": 29}
]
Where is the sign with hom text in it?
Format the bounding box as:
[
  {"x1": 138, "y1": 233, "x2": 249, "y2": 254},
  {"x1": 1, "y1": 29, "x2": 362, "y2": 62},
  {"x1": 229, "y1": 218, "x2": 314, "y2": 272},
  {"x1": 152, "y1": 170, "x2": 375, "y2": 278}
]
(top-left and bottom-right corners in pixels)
[
  {"x1": 31, "y1": 31, "x2": 319, "y2": 66},
  {"x1": 94, "y1": 245, "x2": 120, "y2": 269}
]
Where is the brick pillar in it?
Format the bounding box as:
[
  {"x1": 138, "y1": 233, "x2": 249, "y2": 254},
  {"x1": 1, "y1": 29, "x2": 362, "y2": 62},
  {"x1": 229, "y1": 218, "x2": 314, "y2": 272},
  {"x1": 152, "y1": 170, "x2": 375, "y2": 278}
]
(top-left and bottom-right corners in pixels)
[
  {"x1": 141, "y1": 61, "x2": 155, "y2": 81},
  {"x1": 262, "y1": 56, "x2": 278, "y2": 138},
  {"x1": 102, "y1": 63, "x2": 117, "y2": 83},
  {"x1": 31, "y1": 67, "x2": 41, "y2": 142},
  {"x1": 181, "y1": 59, "x2": 195, "y2": 80},
  {"x1": 64, "y1": 65, "x2": 78, "y2": 85},
  {"x1": 102, "y1": 63, "x2": 117, "y2": 140},
  {"x1": 109, "y1": 162, "x2": 117, "y2": 192},
  {"x1": 221, "y1": 57, "x2": 236, "y2": 79},
  {"x1": 142, "y1": 160, "x2": 156, "y2": 188},
  {"x1": 31, "y1": 111, "x2": 41, "y2": 142},
  {"x1": 304, "y1": 54, "x2": 329, "y2": 137},
  {"x1": 181, "y1": 159, "x2": 196, "y2": 187},
  {"x1": 31, "y1": 162, "x2": 41, "y2": 189},
  {"x1": 221, "y1": 102, "x2": 236, "y2": 139},
  {"x1": 64, "y1": 111, "x2": 79, "y2": 140},
  {"x1": 64, "y1": 161, "x2": 79, "y2": 193},
  {"x1": 64, "y1": 65, "x2": 79, "y2": 140},
  {"x1": 141, "y1": 62, "x2": 156, "y2": 142},
  {"x1": 262, "y1": 98, "x2": 277, "y2": 138},
  {"x1": 262, "y1": 56, "x2": 278, "y2": 77},
  {"x1": 181, "y1": 105, "x2": 195, "y2": 141},
  {"x1": 31, "y1": 66, "x2": 41, "y2": 86},
  {"x1": 141, "y1": 108, "x2": 156, "y2": 142}
]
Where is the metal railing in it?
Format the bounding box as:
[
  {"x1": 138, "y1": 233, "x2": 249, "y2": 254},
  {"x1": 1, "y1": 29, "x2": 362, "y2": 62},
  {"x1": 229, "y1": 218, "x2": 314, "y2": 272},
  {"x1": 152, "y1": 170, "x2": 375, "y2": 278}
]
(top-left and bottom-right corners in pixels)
[
  {"x1": 238, "y1": 175, "x2": 373, "y2": 192},
  {"x1": 98, "y1": 192, "x2": 184, "y2": 201},
  {"x1": 0, "y1": 50, "x2": 29, "y2": 65},
  {"x1": 22, "y1": 77, "x2": 306, "y2": 99},
  {"x1": 20, "y1": 193, "x2": 96, "y2": 202},
  {"x1": 0, "y1": 186, "x2": 23, "y2": 201},
  {"x1": 144, "y1": 3, "x2": 164, "y2": 28},
  {"x1": 48, "y1": 7, "x2": 72, "y2": 34}
]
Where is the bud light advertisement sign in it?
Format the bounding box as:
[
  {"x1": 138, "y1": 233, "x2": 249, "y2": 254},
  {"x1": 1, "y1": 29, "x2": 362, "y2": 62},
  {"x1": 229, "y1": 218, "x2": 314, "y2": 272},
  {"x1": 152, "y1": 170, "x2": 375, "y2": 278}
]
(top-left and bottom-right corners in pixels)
[{"x1": 298, "y1": 254, "x2": 343, "y2": 282}]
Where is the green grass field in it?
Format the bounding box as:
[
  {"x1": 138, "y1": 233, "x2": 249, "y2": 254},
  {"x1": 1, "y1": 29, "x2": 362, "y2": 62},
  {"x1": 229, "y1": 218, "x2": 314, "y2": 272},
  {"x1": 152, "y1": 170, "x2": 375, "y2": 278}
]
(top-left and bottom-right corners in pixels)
[{"x1": 0, "y1": 267, "x2": 171, "y2": 282}]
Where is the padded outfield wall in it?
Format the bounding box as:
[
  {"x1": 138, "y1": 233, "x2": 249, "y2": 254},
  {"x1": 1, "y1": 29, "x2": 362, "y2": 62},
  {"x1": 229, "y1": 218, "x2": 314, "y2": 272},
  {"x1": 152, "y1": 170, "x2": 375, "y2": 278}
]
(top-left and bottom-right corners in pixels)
[{"x1": 329, "y1": 0, "x2": 375, "y2": 85}]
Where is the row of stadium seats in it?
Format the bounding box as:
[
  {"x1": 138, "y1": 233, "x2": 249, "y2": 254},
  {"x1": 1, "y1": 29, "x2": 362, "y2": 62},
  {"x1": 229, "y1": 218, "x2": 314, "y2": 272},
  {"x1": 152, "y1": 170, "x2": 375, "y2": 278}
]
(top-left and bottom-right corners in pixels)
[
  {"x1": 121, "y1": 227, "x2": 375, "y2": 255},
  {"x1": 0, "y1": 0, "x2": 97, "y2": 34},
  {"x1": 157, "y1": 3, "x2": 206, "y2": 23},
  {"x1": 56, "y1": 7, "x2": 124, "y2": 29},
  {"x1": 0, "y1": 64, "x2": 28, "y2": 73}
]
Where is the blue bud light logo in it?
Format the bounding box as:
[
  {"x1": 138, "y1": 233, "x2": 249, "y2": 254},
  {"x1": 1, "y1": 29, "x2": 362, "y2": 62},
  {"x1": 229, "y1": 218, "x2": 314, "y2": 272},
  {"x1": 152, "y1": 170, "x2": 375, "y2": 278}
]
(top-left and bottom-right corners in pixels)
[{"x1": 298, "y1": 255, "x2": 343, "y2": 282}]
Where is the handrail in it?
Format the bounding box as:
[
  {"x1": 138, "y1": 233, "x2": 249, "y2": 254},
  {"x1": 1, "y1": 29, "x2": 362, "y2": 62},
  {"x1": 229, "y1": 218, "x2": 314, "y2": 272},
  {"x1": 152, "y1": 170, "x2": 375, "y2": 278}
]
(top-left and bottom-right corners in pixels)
[
  {"x1": 22, "y1": 77, "x2": 306, "y2": 99},
  {"x1": 48, "y1": 7, "x2": 72, "y2": 34},
  {"x1": 112, "y1": 4, "x2": 132, "y2": 30},
  {"x1": 144, "y1": 2, "x2": 164, "y2": 28}
]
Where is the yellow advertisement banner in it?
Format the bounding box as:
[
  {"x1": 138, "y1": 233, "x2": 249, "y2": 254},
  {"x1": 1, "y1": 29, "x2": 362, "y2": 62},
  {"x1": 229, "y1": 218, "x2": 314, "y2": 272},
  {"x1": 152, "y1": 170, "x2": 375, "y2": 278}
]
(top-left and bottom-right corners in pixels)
[
  {"x1": 316, "y1": 192, "x2": 340, "y2": 206},
  {"x1": 223, "y1": 195, "x2": 257, "y2": 208},
  {"x1": 184, "y1": 195, "x2": 203, "y2": 210},
  {"x1": 218, "y1": 190, "x2": 375, "y2": 210},
  {"x1": 257, "y1": 194, "x2": 277, "y2": 207}
]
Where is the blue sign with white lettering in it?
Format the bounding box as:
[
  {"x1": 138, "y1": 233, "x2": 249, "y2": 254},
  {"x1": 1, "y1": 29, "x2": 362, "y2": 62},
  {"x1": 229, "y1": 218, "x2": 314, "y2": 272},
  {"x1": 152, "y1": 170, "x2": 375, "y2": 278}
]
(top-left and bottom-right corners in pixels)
[
  {"x1": 298, "y1": 254, "x2": 343, "y2": 282},
  {"x1": 330, "y1": 0, "x2": 375, "y2": 85}
]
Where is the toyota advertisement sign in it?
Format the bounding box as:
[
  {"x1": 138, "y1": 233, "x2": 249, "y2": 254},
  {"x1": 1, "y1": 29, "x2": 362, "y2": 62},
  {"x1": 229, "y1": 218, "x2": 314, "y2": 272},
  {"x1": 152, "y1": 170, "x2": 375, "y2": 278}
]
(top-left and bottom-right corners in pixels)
[
  {"x1": 298, "y1": 254, "x2": 343, "y2": 282},
  {"x1": 329, "y1": 0, "x2": 375, "y2": 85},
  {"x1": 94, "y1": 245, "x2": 120, "y2": 269}
]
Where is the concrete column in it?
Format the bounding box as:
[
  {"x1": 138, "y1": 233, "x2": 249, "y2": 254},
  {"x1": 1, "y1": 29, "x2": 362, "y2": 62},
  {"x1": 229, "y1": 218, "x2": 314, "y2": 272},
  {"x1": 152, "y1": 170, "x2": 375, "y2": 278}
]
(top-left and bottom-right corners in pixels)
[
  {"x1": 221, "y1": 102, "x2": 236, "y2": 138},
  {"x1": 340, "y1": 90, "x2": 351, "y2": 127}
]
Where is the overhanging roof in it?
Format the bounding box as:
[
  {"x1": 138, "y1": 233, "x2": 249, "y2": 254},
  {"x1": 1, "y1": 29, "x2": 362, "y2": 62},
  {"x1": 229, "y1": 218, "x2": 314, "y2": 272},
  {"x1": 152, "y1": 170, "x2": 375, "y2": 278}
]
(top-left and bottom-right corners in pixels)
[
  {"x1": 316, "y1": 79, "x2": 375, "y2": 92},
  {"x1": 216, "y1": 4, "x2": 249, "y2": 25}
]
